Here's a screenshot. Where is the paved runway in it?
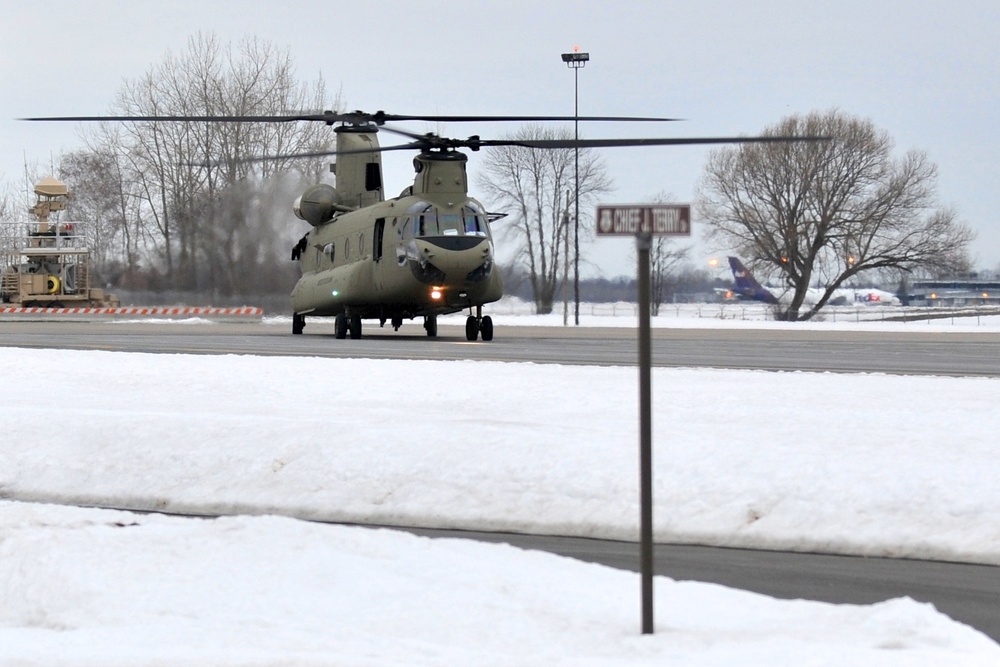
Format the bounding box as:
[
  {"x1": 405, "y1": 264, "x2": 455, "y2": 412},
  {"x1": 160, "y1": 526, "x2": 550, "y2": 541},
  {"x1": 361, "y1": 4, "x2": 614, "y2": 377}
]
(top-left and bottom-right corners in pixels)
[{"x1": 3, "y1": 319, "x2": 1000, "y2": 375}]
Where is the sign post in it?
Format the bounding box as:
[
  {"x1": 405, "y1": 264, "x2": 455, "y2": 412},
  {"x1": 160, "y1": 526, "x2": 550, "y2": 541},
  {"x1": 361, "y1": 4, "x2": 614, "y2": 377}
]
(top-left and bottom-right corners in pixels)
[{"x1": 596, "y1": 203, "x2": 691, "y2": 635}]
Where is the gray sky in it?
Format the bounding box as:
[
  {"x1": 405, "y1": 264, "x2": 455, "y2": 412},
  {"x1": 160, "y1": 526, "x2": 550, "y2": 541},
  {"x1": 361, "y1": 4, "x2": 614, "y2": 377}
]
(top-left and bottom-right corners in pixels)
[{"x1": 2, "y1": 0, "x2": 997, "y2": 278}]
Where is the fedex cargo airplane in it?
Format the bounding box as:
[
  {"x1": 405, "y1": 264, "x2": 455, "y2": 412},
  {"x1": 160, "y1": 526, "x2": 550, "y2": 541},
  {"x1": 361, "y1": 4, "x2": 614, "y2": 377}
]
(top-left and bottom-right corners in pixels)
[{"x1": 724, "y1": 257, "x2": 900, "y2": 306}]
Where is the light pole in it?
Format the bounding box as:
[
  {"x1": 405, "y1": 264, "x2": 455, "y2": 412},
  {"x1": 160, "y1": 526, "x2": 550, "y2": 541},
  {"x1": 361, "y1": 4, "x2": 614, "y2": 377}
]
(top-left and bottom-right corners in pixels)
[{"x1": 561, "y1": 48, "x2": 589, "y2": 325}]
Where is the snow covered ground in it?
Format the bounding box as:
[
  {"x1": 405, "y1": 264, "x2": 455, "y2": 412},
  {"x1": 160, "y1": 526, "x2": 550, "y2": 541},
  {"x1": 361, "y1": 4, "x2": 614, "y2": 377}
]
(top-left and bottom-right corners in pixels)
[{"x1": 1, "y1": 307, "x2": 999, "y2": 664}]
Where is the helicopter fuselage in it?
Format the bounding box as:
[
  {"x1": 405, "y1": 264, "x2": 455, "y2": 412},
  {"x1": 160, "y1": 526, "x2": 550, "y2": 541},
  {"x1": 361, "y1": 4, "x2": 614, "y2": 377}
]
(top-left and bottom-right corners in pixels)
[
  {"x1": 291, "y1": 192, "x2": 502, "y2": 322},
  {"x1": 290, "y1": 148, "x2": 502, "y2": 336}
]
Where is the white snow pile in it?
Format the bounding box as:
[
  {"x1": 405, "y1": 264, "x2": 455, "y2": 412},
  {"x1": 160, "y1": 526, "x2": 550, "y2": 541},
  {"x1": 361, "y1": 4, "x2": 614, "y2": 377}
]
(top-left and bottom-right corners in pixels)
[
  {"x1": 1, "y1": 343, "x2": 999, "y2": 664},
  {"x1": 2, "y1": 501, "x2": 997, "y2": 666},
  {"x1": 4, "y1": 349, "x2": 998, "y2": 563}
]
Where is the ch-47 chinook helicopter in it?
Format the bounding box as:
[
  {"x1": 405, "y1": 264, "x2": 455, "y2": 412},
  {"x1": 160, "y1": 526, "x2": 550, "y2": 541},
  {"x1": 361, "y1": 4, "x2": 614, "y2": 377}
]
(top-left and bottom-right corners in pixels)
[{"x1": 26, "y1": 109, "x2": 822, "y2": 340}]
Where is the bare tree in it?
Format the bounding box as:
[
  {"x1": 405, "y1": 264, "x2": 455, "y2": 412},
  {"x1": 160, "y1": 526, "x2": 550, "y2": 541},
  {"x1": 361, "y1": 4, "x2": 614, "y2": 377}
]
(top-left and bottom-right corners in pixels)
[
  {"x1": 649, "y1": 236, "x2": 690, "y2": 315},
  {"x1": 0, "y1": 180, "x2": 21, "y2": 222},
  {"x1": 60, "y1": 147, "x2": 146, "y2": 285},
  {"x1": 640, "y1": 192, "x2": 691, "y2": 315},
  {"x1": 477, "y1": 125, "x2": 612, "y2": 314},
  {"x1": 697, "y1": 109, "x2": 974, "y2": 320},
  {"x1": 73, "y1": 32, "x2": 337, "y2": 294},
  {"x1": 0, "y1": 181, "x2": 22, "y2": 264}
]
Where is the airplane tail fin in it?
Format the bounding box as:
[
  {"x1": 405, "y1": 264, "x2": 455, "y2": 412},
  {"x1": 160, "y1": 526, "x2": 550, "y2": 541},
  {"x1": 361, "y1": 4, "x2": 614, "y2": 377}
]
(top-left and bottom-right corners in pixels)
[{"x1": 728, "y1": 257, "x2": 779, "y2": 304}]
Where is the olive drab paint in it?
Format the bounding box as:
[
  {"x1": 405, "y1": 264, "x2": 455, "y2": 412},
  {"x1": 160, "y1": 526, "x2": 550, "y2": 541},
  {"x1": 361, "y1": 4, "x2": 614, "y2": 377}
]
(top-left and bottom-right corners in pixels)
[{"x1": 289, "y1": 124, "x2": 502, "y2": 340}]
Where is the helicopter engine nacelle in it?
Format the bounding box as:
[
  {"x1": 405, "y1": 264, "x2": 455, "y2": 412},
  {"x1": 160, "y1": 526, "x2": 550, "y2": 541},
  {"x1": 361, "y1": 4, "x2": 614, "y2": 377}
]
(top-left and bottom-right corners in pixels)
[{"x1": 293, "y1": 184, "x2": 339, "y2": 226}]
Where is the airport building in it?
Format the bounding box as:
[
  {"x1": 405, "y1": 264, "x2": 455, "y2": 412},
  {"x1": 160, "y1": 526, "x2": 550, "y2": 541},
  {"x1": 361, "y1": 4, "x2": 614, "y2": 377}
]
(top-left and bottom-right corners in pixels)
[{"x1": 908, "y1": 279, "x2": 1000, "y2": 307}]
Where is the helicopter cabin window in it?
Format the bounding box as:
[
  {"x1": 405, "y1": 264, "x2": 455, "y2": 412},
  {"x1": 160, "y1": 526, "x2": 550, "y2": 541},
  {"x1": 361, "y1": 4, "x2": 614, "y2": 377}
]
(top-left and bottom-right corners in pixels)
[
  {"x1": 344, "y1": 237, "x2": 350, "y2": 260},
  {"x1": 374, "y1": 218, "x2": 385, "y2": 261},
  {"x1": 323, "y1": 242, "x2": 335, "y2": 264},
  {"x1": 358, "y1": 232, "x2": 365, "y2": 256}
]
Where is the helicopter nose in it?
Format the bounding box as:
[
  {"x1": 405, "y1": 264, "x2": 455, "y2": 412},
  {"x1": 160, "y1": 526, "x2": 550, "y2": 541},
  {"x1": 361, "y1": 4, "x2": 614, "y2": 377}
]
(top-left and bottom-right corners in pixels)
[
  {"x1": 419, "y1": 236, "x2": 488, "y2": 253},
  {"x1": 409, "y1": 237, "x2": 493, "y2": 284}
]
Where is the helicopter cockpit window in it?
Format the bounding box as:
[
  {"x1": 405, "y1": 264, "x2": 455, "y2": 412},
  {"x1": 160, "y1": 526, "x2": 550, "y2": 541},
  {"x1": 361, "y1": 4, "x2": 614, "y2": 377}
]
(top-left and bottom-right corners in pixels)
[
  {"x1": 463, "y1": 204, "x2": 489, "y2": 237},
  {"x1": 417, "y1": 211, "x2": 436, "y2": 236},
  {"x1": 438, "y1": 214, "x2": 462, "y2": 236},
  {"x1": 402, "y1": 201, "x2": 488, "y2": 238},
  {"x1": 405, "y1": 201, "x2": 434, "y2": 236}
]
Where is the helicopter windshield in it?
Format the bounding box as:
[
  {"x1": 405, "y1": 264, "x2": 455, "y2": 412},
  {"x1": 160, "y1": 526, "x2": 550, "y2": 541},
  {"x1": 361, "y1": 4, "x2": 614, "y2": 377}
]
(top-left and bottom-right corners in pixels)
[
  {"x1": 462, "y1": 202, "x2": 489, "y2": 237},
  {"x1": 400, "y1": 201, "x2": 490, "y2": 240}
]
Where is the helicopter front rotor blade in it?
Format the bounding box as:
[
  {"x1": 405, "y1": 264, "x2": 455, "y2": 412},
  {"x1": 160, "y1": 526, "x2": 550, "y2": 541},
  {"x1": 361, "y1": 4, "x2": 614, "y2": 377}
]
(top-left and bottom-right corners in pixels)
[
  {"x1": 476, "y1": 136, "x2": 831, "y2": 149},
  {"x1": 377, "y1": 114, "x2": 682, "y2": 123}
]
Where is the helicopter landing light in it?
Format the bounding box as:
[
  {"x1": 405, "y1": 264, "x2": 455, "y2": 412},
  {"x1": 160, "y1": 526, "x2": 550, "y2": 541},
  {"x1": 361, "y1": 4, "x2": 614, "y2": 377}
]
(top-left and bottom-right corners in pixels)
[{"x1": 430, "y1": 288, "x2": 443, "y2": 300}]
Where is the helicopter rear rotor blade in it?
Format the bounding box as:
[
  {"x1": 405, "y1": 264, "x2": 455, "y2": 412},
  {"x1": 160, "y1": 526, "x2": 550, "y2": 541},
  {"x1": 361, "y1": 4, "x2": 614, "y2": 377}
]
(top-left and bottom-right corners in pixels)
[
  {"x1": 22, "y1": 114, "x2": 319, "y2": 123},
  {"x1": 185, "y1": 142, "x2": 425, "y2": 167}
]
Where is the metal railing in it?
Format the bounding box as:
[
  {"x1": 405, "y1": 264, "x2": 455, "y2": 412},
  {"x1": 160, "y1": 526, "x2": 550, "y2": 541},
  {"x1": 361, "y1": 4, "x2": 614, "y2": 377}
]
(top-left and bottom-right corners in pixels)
[{"x1": 484, "y1": 299, "x2": 1000, "y2": 325}]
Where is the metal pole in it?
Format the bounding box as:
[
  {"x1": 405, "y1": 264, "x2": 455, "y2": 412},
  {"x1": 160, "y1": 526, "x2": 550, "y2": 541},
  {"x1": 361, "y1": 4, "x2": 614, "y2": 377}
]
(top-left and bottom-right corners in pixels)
[
  {"x1": 561, "y1": 50, "x2": 588, "y2": 324},
  {"x1": 573, "y1": 67, "x2": 580, "y2": 326},
  {"x1": 636, "y1": 230, "x2": 654, "y2": 635},
  {"x1": 562, "y1": 207, "x2": 570, "y2": 326}
]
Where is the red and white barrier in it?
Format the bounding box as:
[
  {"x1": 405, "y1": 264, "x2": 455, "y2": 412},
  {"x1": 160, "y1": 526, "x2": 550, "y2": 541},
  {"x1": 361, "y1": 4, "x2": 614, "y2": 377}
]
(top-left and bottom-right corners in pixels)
[{"x1": 0, "y1": 306, "x2": 263, "y2": 317}]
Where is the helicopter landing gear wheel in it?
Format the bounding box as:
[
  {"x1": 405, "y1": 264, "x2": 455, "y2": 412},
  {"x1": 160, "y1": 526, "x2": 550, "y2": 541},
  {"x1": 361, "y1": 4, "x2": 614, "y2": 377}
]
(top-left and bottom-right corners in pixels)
[
  {"x1": 292, "y1": 313, "x2": 305, "y2": 335},
  {"x1": 334, "y1": 313, "x2": 348, "y2": 339},
  {"x1": 424, "y1": 315, "x2": 438, "y2": 338},
  {"x1": 465, "y1": 315, "x2": 479, "y2": 341},
  {"x1": 480, "y1": 315, "x2": 494, "y2": 341},
  {"x1": 349, "y1": 314, "x2": 362, "y2": 339},
  {"x1": 464, "y1": 306, "x2": 494, "y2": 342}
]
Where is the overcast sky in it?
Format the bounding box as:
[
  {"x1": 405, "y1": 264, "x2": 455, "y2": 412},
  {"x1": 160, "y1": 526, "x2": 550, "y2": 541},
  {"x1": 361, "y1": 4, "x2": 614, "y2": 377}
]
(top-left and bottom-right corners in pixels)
[{"x1": 2, "y1": 0, "x2": 997, "y2": 277}]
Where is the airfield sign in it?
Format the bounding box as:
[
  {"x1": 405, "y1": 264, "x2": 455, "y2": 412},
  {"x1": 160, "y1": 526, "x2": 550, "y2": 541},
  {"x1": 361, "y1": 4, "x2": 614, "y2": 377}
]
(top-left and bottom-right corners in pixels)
[
  {"x1": 595, "y1": 201, "x2": 691, "y2": 634},
  {"x1": 595, "y1": 204, "x2": 691, "y2": 236}
]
